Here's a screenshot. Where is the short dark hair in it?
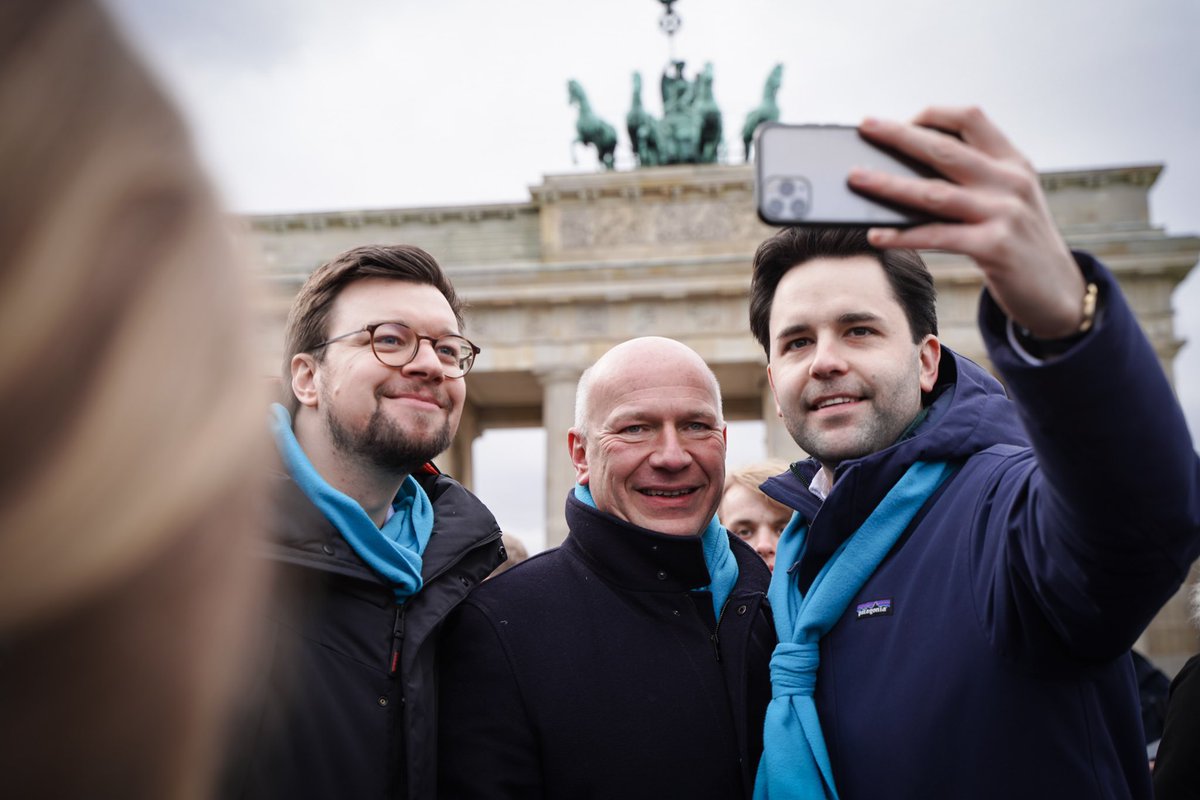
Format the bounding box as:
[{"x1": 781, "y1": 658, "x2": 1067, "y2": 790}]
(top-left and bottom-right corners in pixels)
[
  {"x1": 748, "y1": 227, "x2": 937, "y2": 356},
  {"x1": 281, "y1": 244, "x2": 464, "y2": 414}
]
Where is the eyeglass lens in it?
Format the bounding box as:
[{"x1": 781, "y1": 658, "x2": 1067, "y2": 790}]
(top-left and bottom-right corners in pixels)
[{"x1": 371, "y1": 323, "x2": 475, "y2": 375}]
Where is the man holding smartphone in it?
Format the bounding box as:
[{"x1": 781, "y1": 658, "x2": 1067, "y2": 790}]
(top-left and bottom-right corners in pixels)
[{"x1": 750, "y1": 107, "x2": 1200, "y2": 800}]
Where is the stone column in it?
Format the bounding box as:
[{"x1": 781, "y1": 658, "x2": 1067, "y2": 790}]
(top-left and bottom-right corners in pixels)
[
  {"x1": 761, "y1": 379, "x2": 806, "y2": 463},
  {"x1": 538, "y1": 368, "x2": 581, "y2": 549},
  {"x1": 440, "y1": 400, "x2": 478, "y2": 490}
]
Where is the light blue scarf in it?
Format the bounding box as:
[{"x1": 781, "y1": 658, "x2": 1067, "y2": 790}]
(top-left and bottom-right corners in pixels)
[
  {"x1": 755, "y1": 460, "x2": 954, "y2": 800},
  {"x1": 270, "y1": 403, "x2": 434, "y2": 603},
  {"x1": 574, "y1": 483, "x2": 739, "y2": 619}
]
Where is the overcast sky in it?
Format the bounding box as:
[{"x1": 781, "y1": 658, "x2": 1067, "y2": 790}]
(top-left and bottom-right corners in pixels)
[{"x1": 104, "y1": 0, "x2": 1200, "y2": 550}]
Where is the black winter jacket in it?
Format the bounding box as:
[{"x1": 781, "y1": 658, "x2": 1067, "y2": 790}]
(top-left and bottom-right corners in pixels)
[
  {"x1": 437, "y1": 493, "x2": 775, "y2": 799},
  {"x1": 226, "y1": 463, "x2": 503, "y2": 800}
]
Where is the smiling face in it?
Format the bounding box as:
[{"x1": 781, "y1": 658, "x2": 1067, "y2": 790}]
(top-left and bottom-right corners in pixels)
[
  {"x1": 292, "y1": 278, "x2": 466, "y2": 475},
  {"x1": 767, "y1": 255, "x2": 940, "y2": 476},
  {"x1": 569, "y1": 338, "x2": 727, "y2": 537}
]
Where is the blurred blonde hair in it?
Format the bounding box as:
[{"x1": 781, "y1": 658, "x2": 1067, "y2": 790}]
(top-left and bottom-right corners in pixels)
[
  {"x1": 724, "y1": 459, "x2": 794, "y2": 498},
  {"x1": 1192, "y1": 580, "x2": 1200, "y2": 630},
  {"x1": 0, "y1": 2, "x2": 268, "y2": 797}
]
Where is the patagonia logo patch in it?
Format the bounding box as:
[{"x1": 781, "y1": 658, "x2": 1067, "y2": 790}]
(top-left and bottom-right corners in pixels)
[{"x1": 855, "y1": 598, "x2": 893, "y2": 620}]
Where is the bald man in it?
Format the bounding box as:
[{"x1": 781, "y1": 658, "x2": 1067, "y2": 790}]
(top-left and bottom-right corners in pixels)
[{"x1": 437, "y1": 337, "x2": 774, "y2": 799}]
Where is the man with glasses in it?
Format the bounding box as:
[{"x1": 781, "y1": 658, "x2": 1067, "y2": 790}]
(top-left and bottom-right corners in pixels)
[{"x1": 225, "y1": 244, "x2": 503, "y2": 800}]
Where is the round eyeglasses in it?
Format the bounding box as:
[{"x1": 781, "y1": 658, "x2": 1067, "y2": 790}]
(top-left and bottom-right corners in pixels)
[{"x1": 311, "y1": 322, "x2": 481, "y2": 378}]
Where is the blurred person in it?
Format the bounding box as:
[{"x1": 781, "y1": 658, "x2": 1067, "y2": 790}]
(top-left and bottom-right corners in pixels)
[
  {"x1": 1153, "y1": 581, "x2": 1200, "y2": 798},
  {"x1": 0, "y1": 2, "x2": 268, "y2": 798},
  {"x1": 721, "y1": 460, "x2": 793, "y2": 572},
  {"x1": 224, "y1": 244, "x2": 504, "y2": 800},
  {"x1": 438, "y1": 337, "x2": 774, "y2": 799},
  {"x1": 749, "y1": 108, "x2": 1200, "y2": 799},
  {"x1": 487, "y1": 533, "x2": 530, "y2": 579}
]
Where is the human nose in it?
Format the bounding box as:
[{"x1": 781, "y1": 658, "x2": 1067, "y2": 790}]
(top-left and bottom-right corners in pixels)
[
  {"x1": 751, "y1": 528, "x2": 776, "y2": 559},
  {"x1": 648, "y1": 427, "x2": 693, "y2": 471},
  {"x1": 809, "y1": 336, "x2": 848, "y2": 379},
  {"x1": 400, "y1": 338, "x2": 445, "y2": 379}
]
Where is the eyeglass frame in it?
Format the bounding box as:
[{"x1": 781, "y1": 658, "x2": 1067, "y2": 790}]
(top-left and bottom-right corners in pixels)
[{"x1": 309, "y1": 321, "x2": 481, "y2": 378}]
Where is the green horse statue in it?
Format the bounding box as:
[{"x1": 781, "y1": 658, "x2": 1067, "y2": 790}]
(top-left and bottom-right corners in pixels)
[
  {"x1": 693, "y1": 62, "x2": 722, "y2": 164},
  {"x1": 568, "y1": 79, "x2": 617, "y2": 170},
  {"x1": 741, "y1": 63, "x2": 783, "y2": 161},
  {"x1": 626, "y1": 71, "x2": 662, "y2": 167}
]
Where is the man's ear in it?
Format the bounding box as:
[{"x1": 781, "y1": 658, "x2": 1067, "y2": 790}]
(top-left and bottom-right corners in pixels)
[
  {"x1": 567, "y1": 428, "x2": 589, "y2": 484},
  {"x1": 291, "y1": 353, "x2": 320, "y2": 409},
  {"x1": 766, "y1": 364, "x2": 783, "y2": 418},
  {"x1": 917, "y1": 335, "x2": 941, "y2": 394}
]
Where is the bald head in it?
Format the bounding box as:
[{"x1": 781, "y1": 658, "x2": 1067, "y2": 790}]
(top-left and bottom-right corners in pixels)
[
  {"x1": 574, "y1": 337, "x2": 724, "y2": 436},
  {"x1": 569, "y1": 337, "x2": 727, "y2": 536}
]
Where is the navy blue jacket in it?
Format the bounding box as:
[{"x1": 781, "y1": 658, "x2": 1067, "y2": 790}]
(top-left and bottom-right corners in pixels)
[
  {"x1": 760, "y1": 253, "x2": 1200, "y2": 799},
  {"x1": 437, "y1": 495, "x2": 775, "y2": 799}
]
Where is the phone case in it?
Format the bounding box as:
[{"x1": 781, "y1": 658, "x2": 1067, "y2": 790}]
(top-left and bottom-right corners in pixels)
[{"x1": 754, "y1": 123, "x2": 937, "y2": 228}]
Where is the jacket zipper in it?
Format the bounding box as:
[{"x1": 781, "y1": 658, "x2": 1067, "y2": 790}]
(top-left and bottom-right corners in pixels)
[
  {"x1": 709, "y1": 596, "x2": 734, "y2": 663},
  {"x1": 389, "y1": 605, "x2": 406, "y2": 675}
]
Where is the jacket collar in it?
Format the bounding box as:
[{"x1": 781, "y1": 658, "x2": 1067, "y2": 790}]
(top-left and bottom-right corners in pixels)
[
  {"x1": 267, "y1": 459, "x2": 501, "y2": 586},
  {"x1": 563, "y1": 492, "x2": 714, "y2": 592}
]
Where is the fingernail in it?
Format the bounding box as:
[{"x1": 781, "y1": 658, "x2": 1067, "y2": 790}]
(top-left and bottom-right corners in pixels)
[
  {"x1": 860, "y1": 117, "x2": 881, "y2": 131},
  {"x1": 867, "y1": 228, "x2": 893, "y2": 246}
]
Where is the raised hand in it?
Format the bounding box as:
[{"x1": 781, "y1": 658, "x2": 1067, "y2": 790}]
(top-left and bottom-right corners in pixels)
[{"x1": 851, "y1": 106, "x2": 1088, "y2": 339}]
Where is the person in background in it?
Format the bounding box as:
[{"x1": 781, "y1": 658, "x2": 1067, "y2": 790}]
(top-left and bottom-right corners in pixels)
[
  {"x1": 1153, "y1": 582, "x2": 1200, "y2": 798},
  {"x1": 720, "y1": 460, "x2": 794, "y2": 572},
  {"x1": 438, "y1": 337, "x2": 774, "y2": 799},
  {"x1": 0, "y1": 1, "x2": 268, "y2": 797}
]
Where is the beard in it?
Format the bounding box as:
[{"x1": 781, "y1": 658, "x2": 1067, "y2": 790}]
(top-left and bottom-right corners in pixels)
[
  {"x1": 327, "y1": 398, "x2": 453, "y2": 477},
  {"x1": 783, "y1": 375, "x2": 923, "y2": 471},
  {"x1": 783, "y1": 399, "x2": 910, "y2": 468}
]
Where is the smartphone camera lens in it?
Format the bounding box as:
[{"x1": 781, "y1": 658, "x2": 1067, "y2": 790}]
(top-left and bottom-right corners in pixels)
[
  {"x1": 791, "y1": 198, "x2": 808, "y2": 218},
  {"x1": 766, "y1": 198, "x2": 784, "y2": 218},
  {"x1": 779, "y1": 179, "x2": 795, "y2": 197}
]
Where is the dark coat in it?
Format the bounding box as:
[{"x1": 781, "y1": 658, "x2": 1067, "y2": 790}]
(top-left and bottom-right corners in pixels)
[
  {"x1": 1154, "y1": 654, "x2": 1200, "y2": 799},
  {"x1": 225, "y1": 463, "x2": 503, "y2": 800},
  {"x1": 437, "y1": 495, "x2": 775, "y2": 799},
  {"x1": 759, "y1": 253, "x2": 1200, "y2": 799}
]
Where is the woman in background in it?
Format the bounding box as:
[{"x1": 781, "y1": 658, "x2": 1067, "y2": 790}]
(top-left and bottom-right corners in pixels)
[{"x1": 0, "y1": 2, "x2": 268, "y2": 797}]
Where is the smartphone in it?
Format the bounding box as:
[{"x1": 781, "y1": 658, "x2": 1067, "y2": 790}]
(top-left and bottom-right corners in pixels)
[{"x1": 755, "y1": 123, "x2": 940, "y2": 227}]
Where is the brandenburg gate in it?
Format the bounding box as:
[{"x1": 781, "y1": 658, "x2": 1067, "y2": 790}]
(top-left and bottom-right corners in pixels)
[{"x1": 248, "y1": 162, "x2": 1200, "y2": 671}]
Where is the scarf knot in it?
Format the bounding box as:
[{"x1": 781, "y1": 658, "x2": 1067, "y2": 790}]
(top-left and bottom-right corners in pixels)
[{"x1": 769, "y1": 642, "x2": 819, "y2": 699}]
